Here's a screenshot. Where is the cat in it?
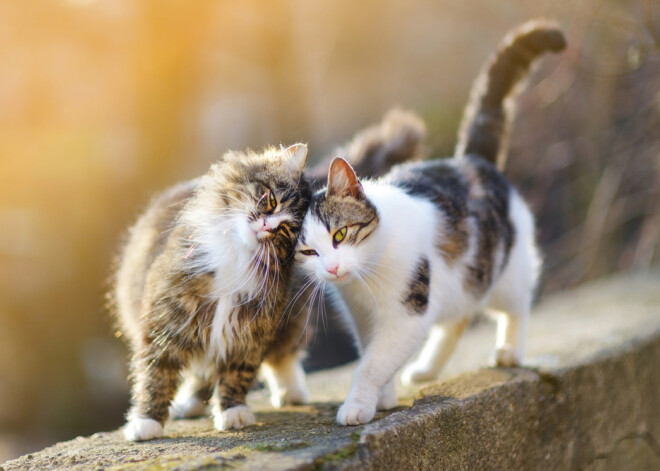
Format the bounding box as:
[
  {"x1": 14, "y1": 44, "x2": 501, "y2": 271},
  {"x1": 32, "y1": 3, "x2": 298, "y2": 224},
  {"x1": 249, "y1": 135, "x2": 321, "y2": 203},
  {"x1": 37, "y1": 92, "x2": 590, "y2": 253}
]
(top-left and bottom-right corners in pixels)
[
  {"x1": 166, "y1": 108, "x2": 426, "y2": 421},
  {"x1": 112, "y1": 110, "x2": 425, "y2": 441},
  {"x1": 295, "y1": 20, "x2": 566, "y2": 426},
  {"x1": 113, "y1": 144, "x2": 312, "y2": 441}
]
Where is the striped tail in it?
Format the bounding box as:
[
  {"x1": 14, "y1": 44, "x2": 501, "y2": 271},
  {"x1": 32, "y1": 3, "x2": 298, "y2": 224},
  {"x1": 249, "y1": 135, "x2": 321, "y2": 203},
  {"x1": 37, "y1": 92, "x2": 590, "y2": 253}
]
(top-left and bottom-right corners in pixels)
[
  {"x1": 305, "y1": 108, "x2": 426, "y2": 187},
  {"x1": 455, "y1": 20, "x2": 566, "y2": 169}
]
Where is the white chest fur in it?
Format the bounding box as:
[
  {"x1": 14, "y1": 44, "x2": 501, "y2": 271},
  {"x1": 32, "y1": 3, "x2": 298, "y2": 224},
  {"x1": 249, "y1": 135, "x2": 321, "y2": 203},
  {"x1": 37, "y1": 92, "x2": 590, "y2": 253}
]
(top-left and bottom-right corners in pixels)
[
  {"x1": 208, "y1": 294, "x2": 239, "y2": 361},
  {"x1": 205, "y1": 245, "x2": 262, "y2": 362}
]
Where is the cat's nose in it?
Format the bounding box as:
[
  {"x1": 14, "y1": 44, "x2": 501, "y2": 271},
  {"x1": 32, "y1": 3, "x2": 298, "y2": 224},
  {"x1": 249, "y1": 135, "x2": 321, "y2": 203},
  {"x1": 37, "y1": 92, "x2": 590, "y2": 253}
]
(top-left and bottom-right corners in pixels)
[
  {"x1": 260, "y1": 219, "x2": 273, "y2": 232},
  {"x1": 327, "y1": 264, "x2": 339, "y2": 276},
  {"x1": 255, "y1": 219, "x2": 275, "y2": 240}
]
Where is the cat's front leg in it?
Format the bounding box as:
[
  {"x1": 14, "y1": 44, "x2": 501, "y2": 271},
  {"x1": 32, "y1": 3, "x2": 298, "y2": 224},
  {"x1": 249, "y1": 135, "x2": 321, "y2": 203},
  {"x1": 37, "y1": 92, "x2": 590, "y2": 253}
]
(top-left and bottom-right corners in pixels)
[
  {"x1": 213, "y1": 361, "x2": 260, "y2": 431},
  {"x1": 124, "y1": 347, "x2": 185, "y2": 441},
  {"x1": 337, "y1": 317, "x2": 428, "y2": 425}
]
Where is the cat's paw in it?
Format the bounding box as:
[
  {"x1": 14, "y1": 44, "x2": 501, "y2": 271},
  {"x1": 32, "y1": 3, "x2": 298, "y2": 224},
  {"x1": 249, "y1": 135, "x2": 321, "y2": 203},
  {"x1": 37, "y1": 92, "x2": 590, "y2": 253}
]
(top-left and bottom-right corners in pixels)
[
  {"x1": 494, "y1": 346, "x2": 522, "y2": 368},
  {"x1": 400, "y1": 364, "x2": 437, "y2": 385},
  {"x1": 213, "y1": 405, "x2": 255, "y2": 431},
  {"x1": 170, "y1": 395, "x2": 209, "y2": 419},
  {"x1": 270, "y1": 384, "x2": 310, "y2": 408},
  {"x1": 124, "y1": 417, "x2": 163, "y2": 441},
  {"x1": 336, "y1": 401, "x2": 376, "y2": 426}
]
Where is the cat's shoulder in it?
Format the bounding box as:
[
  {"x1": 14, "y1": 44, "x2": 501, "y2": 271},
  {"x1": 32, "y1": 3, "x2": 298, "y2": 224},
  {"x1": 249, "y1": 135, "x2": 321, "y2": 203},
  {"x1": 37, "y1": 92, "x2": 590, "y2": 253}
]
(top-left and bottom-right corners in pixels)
[{"x1": 384, "y1": 154, "x2": 512, "y2": 196}]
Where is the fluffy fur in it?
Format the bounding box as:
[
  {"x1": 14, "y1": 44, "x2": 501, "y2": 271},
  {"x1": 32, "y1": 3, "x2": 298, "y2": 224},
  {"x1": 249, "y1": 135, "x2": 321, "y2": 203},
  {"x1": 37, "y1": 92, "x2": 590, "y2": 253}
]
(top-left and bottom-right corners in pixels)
[
  {"x1": 112, "y1": 108, "x2": 427, "y2": 440},
  {"x1": 296, "y1": 21, "x2": 565, "y2": 426},
  {"x1": 456, "y1": 20, "x2": 566, "y2": 169},
  {"x1": 305, "y1": 108, "x2": 427, "y2": 185},
  {"x1": 113, "y1": 144, "x2": 312, "y2": 441}
]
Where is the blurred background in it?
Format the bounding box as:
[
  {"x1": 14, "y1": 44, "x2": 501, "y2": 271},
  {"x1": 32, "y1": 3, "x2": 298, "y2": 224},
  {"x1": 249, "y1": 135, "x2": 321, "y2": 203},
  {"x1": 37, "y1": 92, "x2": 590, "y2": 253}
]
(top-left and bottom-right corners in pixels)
[{"x1": 0, "y1": 0, "x2": 658, "y2": 462}]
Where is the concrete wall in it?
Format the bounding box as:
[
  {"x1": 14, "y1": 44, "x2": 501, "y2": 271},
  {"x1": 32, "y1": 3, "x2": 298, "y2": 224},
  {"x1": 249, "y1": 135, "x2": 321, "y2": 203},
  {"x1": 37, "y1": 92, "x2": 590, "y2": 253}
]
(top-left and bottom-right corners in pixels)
[{"x1": 3, "y1": 273, "x2": 659, "y2": 470}]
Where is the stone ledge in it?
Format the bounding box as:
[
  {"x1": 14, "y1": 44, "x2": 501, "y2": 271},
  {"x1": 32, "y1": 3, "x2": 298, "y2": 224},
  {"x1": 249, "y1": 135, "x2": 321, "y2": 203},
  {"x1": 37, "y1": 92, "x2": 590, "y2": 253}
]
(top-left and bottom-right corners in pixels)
[{"x1": 3, "y1": 272, "x2": 659, "y2": 470}]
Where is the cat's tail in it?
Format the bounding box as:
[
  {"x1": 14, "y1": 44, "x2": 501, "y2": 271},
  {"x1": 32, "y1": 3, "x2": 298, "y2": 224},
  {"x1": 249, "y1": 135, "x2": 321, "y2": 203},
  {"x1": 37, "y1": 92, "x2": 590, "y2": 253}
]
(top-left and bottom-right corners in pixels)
[
  {"x1": 455, "y1": 20, "x2": 566, "y2": 169},
  {"x1": 305, "y1": 108, "x2": 426, "y2": 186},
  {"x1": 341, "y1": 108, "x2": 426, "y2": 178}
]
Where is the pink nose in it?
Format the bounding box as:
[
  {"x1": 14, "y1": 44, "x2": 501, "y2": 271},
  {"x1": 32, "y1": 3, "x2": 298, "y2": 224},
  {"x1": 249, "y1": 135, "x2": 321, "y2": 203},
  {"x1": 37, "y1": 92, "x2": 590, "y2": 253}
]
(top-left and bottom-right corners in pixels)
[
  {"x1": 327, "y1": 264, "x2": 339, "y2": 276},
  {"x1": 261, "y1": 220, "x2": 272, "y2": 232}
]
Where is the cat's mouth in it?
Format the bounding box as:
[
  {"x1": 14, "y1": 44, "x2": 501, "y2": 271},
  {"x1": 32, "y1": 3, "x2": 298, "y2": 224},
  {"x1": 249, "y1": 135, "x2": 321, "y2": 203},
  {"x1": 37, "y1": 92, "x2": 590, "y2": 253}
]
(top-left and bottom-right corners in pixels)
[
  {"x1": 256, "y1": 230, "x2": 275, "y2": 241},
  {"x1": 328, "y1": 272, "x2": 350, "y2": 283}
]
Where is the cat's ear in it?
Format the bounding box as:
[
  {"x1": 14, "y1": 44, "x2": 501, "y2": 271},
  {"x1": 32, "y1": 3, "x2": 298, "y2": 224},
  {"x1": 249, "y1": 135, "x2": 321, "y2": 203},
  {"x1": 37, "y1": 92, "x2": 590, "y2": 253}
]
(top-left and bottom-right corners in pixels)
[
  {"x1": 280, "y1": 143, "x2": 308, "y2": 174},
  {"x1": 327, "y1": 157, "x2": 363, "y2": 198}
]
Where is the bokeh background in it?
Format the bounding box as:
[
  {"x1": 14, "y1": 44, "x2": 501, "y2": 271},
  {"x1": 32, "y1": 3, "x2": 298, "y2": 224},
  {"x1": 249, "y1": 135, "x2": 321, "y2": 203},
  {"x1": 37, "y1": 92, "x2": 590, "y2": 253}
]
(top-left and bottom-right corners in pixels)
[{"x1": 1, "y1": 0, "x2": 658, "y2": 462}]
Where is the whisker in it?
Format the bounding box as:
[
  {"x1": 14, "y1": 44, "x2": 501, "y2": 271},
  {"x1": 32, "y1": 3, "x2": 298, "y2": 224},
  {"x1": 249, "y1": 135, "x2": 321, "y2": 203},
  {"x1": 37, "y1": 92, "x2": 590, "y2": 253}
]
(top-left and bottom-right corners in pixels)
[{"x1": 278, "y1": 275, "x2": 318, "y2": 331}]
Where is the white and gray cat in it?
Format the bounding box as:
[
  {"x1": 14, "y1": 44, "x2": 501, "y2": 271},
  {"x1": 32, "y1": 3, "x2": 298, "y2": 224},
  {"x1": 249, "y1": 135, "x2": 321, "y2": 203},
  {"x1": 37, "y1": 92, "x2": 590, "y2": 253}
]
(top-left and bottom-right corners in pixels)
[{"x1": 296, "y1": 21, "x2": 566, "y2": 425}]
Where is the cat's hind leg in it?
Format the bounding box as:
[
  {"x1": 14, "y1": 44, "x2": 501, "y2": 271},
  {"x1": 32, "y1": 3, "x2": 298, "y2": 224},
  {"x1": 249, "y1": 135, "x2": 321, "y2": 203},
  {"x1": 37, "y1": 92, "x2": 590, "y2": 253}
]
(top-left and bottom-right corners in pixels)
[
  {"x1": 169, "y1": 360, "x2": 215, "y2": 419},
  {"x1": 124, "y1": 346, "x2": 185, "y2": 441},
  {"x1": 487, "y1": 271, "x2": 533, "y2": 367},
  {"x1": 487, "y1": 197, "x2": 538, "y2": 367},
  {"x1": 261, "y1": 351, "x2": 309, "y2": 408},
  {"x1": 400, "y1": 317, "x2": 470, "y2": 385},
  {"x1": 491, "y1": 306, "x2": 528, "y2": 367},
  {"x1": 262, "y1": 305, "x2": 310, "y2": 408}
]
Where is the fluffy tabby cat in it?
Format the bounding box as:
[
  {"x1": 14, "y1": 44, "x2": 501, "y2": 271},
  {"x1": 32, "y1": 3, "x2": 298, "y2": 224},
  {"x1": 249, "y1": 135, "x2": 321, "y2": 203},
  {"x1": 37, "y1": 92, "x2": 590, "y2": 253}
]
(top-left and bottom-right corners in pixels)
[
  {"x1": 112, "y1": 111, "x2": 424, "y2": 441},
  {"x1": 113, "y1": 144, "x2": 311, "y2": 441},
  {"x1": 296, "y1": 21, "x2": 566, "y2": 426}
]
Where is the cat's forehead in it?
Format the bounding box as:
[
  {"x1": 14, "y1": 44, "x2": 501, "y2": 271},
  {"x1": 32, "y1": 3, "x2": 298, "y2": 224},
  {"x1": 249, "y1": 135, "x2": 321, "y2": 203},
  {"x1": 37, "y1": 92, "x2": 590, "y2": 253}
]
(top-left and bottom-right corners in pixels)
[
  {"x1": 310, "y1": 191, "x2": 377, "y2": 230},
  {"x1": 247, "y1": 163, "x2": 297, "y2": 187},
  {"x1": 223, "y1": 160, "x2": 299, "y2": 193}
]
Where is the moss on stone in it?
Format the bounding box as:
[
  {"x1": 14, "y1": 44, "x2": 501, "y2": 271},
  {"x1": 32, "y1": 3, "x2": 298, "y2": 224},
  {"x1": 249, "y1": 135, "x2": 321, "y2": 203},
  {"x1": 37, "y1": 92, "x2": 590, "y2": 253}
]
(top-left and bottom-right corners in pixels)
[
  {"x1": 311, "y1": 443, "x2": 358, "y2": 471},
  {"x1": 247, "y1": 440, "x2": 310, "y2": 453},
  {"x1": 311, "y1": 430, "x2": 361, "y2": 470}
]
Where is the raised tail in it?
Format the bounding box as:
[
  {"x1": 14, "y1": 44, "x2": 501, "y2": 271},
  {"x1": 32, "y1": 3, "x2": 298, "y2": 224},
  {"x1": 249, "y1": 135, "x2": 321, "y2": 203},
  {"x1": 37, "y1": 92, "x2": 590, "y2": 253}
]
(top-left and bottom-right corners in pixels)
[
  {"x1": 305, "y1": 108, "x2": 426, "y2": 187},
  {"x1": 341, "y1": 108, "x2": 426, "y2": 178},
  {"x1": 455, "y1": 20, "x2": 566, "y2": 169}
]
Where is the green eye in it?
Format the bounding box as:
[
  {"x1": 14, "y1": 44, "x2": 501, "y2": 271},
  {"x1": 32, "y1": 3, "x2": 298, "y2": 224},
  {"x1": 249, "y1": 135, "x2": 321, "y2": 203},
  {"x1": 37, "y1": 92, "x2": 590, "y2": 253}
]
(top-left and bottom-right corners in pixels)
[
  {"x1": 300, "y1": 249, "x2": 318, "y2": 256},
  {"x1": 333, "y1": 226, "x2": 347, "y2": 245},
  {"x1": 269, "y1": 190, "x2": 277, "y2": 209}
]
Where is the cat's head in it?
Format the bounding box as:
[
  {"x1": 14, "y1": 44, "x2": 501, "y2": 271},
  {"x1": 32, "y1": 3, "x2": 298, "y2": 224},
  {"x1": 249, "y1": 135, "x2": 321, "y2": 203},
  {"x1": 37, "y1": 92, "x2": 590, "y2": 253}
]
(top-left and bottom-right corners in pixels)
[
  {"x1": 296, "y1": 158, "x2": 379, "y2": 283},
  {"x1": 186, "y1": 143, "x2": 311, "y2": 265}
]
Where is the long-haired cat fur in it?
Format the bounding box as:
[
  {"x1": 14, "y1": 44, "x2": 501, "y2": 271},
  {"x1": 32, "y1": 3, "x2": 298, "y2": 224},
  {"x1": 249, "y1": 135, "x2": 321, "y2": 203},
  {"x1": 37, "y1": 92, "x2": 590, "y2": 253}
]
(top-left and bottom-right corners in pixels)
[
  {"x1": 296, "y1": 20, "x2": 566, "y2": 425},
  {"x1": 112, "y1": 110, "x2": 425, "y2": 440},
  {"x1": 113, "y1": 144, "x2": 312, "y2": 441}
]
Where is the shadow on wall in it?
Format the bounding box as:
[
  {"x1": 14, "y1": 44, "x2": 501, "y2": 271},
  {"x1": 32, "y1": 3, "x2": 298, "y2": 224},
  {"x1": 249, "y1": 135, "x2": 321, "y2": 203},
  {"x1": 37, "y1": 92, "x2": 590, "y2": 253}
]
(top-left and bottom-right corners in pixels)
[{"x1": 0, "y1": 0, "x2": 658, "y2": 463}]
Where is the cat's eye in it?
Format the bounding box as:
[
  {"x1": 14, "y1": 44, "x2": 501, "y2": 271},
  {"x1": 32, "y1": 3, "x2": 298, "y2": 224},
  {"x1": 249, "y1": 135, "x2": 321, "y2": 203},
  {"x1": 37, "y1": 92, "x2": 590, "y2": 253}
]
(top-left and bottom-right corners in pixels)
[
  {"x1": 269, "y1": 190, "x2": 277, "y2": 209},
  {"x1": 300, "y1": 249, "x2": 318, "y2": 256},
  {"x1": 333, "y1": 226, "x2": 347, "y2": 245}
]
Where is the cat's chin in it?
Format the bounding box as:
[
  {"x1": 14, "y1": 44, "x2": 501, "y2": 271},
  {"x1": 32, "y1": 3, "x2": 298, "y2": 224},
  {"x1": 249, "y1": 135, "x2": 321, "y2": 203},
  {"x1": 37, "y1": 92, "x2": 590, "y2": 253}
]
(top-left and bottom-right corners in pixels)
[
  {"x1": 238, "y1": 231, "x2": 258, "y2": 251},
  {"x1": 325, "y1": 273, "x2": 351, "y2": 284},
  {"x1": 236, "y1": 219, "x2": 259, "y2": 250}
]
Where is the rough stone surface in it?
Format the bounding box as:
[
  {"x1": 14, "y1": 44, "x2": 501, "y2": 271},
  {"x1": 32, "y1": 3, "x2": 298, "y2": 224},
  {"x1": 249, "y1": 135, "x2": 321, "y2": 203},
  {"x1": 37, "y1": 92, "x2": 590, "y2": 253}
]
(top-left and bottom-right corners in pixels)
[{"x1": 3, "y1": 272, "x2": 659, "y2": 470}]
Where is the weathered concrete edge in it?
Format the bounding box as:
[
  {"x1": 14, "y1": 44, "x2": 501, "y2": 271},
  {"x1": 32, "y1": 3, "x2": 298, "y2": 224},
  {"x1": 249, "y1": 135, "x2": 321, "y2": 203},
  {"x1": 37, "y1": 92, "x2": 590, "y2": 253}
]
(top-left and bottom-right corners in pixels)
[{"x1": 334, "y1": 329, "x2": 660, "y2": 470}]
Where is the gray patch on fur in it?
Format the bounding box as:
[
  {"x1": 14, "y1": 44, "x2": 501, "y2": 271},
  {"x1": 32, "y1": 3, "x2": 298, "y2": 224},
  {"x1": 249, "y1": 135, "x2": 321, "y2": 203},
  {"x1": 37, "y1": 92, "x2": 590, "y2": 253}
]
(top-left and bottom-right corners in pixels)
[
  {"x1": 403, "y1": 257, "x2": 431, "y2": 315},
  {"x1": 462, "y1": 155, "x2": 515, "y2": 295}
]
